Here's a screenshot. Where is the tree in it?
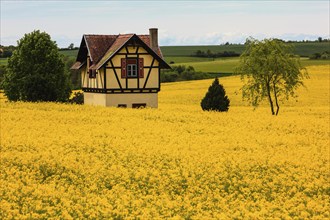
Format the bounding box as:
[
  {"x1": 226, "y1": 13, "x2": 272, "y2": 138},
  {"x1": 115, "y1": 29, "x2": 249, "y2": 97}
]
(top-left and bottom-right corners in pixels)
[
  {"x1": 236, "y1": 38, "x2": 308, "y2": 115},
  {"x1": 2, "y1": 30, "x2": 71, "y2": 102},
  {"x1": 68, "y1": 43, "x2": 74, "y2": 50},
  {"x1": 201, "y1": 77, "x2": 230, "y2": 112},
  {"x1": 206, "y1": 49, "x2": 213, "y2": 58},
  {"x1": 63, "y1": 55, "x2": 81, "y2": 89},
  {"x1": 0, "y1": 65, "x2": 7, "y2": 89}
]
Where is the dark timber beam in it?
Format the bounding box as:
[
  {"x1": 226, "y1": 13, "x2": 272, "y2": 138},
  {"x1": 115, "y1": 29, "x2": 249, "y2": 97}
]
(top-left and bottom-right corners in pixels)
[
  {"x1": 110, "y1": 59, "x2": 123, "y2": 90},
  {"x1": 143, "y1": 58, "x2": 155, "y2": 89}
]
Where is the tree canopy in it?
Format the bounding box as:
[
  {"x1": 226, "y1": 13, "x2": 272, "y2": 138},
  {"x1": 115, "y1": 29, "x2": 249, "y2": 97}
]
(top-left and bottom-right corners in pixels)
[
  {"x1": 2, "y1": 30, "x2": 71, "y2": 102},
  {"x1": 236, "y1": 38, "x2": 308, "y2": 115}
]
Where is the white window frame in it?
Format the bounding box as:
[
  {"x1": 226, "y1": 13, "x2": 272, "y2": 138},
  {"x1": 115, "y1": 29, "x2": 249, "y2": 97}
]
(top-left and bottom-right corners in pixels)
[{"x1": 127, "y1": 64, "x2": 137, "y2": 77}]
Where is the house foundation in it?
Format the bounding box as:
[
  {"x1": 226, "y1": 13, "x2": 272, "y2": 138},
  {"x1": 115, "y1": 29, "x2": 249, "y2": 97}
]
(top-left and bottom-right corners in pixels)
[{"x1": 84, "y1": 92, "x2": 158, "y2": 108}]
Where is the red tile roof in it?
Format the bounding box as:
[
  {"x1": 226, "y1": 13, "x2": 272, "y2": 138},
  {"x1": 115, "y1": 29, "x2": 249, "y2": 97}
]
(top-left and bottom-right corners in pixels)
[
  {"x1": 71, "y1": 61, "x2": 85, "y2": 70},
  {"x1": 72, "y1": 33, "x2": 168, "y2": 70},
  {"x1": 138, "y1": 35, "x2": 163, "y2": 58},
  {"x1": 95, "y1": 34, "x2": 136, "y2": 70},
  {"x1": 84, "y1": 35, "x2": 117, "y2": 64}
]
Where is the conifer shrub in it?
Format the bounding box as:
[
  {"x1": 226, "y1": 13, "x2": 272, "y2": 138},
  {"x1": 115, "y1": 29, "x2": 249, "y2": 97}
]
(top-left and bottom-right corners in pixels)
[{"x1": 201, "y1": 77, "x2": 230, "y2": 111}]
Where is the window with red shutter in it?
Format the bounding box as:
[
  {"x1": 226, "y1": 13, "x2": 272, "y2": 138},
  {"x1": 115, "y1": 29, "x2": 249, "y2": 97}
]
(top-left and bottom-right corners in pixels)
[
  {"x1": 121, "y1": 58, "x2": 142, "y2": 78},
  {"x1": 138, "y1": 58, "x2": 144, "y2": 78},
  {"x1": 121, "y1": 58, "x2": 127, "y2": 78},
  {"x1": 126, "y1": 59, "x2": 138, "y2": 78}
]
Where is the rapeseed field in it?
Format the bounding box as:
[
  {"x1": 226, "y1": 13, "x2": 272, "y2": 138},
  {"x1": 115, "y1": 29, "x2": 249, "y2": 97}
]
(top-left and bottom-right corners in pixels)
[{"x1": 0, "y1": 65, "x2": 329, "y2": 219}]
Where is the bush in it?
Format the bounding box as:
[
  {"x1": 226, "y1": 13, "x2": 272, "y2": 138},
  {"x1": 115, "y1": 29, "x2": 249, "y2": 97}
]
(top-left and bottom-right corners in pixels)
[
  {"x1": 310, "y1": 51, "x2": 330, "y2": 60},
  {"x1": 2, "y1": 30, "x2": 71, "y2": 102},
  {"x1": 201, "y1": 77, "x2": 230, "y2": 112},
  {"x1": 69, "y1": 91, "x2": 84, "y2": 104},
  {"x1": 160, "y1": 71, "x2": 179, "y2": 82},
  {"x1": 192, "y1": 50, "x2": 240, "y2": 58},
  {"x1": 160, "y1": 65, "x2": 210, "y2": 82},
  {"x1": 0, "y1": 65, "x2": 7, "y2": 89},
  {"x1": 63, "y1": 55, "x2": 81, "y2": 90}
]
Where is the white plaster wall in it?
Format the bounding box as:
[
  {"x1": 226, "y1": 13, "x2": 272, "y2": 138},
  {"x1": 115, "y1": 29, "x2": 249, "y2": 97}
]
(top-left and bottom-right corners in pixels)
[
  {"x1": 106, "y1": 93, "x2": 158, "y2": 108},
  {"x1": 84, "y1": 93, "x2": 107, "y2": 106}
]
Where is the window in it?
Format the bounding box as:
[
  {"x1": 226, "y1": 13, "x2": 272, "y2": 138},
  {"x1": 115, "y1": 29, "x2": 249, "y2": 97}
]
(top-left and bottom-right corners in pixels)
[
  {"x1": 127, "y1": 64, "x2": 137, "y2": 77},
  {"x1": 89, "y1": 69, "x2": 96, "y2": 78},
  {"x1": 121, "y1": 58, "x2": 144, "y2": 78},
  {"x1": 132, "y1": 103, "x2": 146, "y2": 108},
  {"x1": 118, "y1": 104, "x2": 127, "y2": 108}
]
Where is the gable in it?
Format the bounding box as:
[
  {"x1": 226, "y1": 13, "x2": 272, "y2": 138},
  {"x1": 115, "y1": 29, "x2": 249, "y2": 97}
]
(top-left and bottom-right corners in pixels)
[
  {"x1": 72, "y1": 33, "x2": 170, "y2": 71},
  {"x1": 94, "y1": 34, "x2": 170, "y2": 70}
]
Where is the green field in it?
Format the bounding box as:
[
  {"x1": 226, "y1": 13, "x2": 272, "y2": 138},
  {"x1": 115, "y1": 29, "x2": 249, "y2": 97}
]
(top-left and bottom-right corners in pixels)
[
  {"x1": 291, "y1": 42, "x2": 330, "y2": 57},
  {"x1": 162, "y1": 42, "x2": 329, "y2": 57},
  {"x1": 161, "y1": 45, "x2": 245, "y2": 57},
  {"x1": 163, "y1": 56, "x2": 218, "y2": 64},
  {"x1": 59, "y1": 50, "x2": 79, "y2": 57},
  {"x1": 300, "y1": 58, "x2": 330, "y2": 66},
  {"x1": 175, "y1": 57, "x2": 239, "y2": 73},
  {"x1": 59, "y1": 42, "x2": 329, "y2": 60},
  {"x1": 172, "y1": 57, "x2": 329, "y2": 73}
]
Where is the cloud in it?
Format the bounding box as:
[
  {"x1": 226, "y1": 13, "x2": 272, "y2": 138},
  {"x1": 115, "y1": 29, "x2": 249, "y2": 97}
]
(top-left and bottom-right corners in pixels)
[
  {"x1": 2, "y1": 31, "x2": 328, "y2": 48},
  {"x1": 1, "y1": 1, "x2": 328, "y2": 47},
  {"x1": 159, "y1": 32, "x2": 329, "y2": 46}
]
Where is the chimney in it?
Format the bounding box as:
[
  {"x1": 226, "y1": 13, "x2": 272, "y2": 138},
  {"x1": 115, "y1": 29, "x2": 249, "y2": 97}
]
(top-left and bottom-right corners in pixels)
[{"x1": 149, "y1": 28, "x2": 158, "y2": 53}]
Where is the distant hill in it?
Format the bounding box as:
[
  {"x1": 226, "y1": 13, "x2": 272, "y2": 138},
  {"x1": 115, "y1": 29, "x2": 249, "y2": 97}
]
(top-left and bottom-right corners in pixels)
[
  {"x1": 161, "y1": 42, "x2": 330, "y2": 57},
  {"x1": 59, "y1": 50, "x2": 79, "y2": 58},
  {"x1": 60, "y1": 42, "x2": 329, "y2": 59}
]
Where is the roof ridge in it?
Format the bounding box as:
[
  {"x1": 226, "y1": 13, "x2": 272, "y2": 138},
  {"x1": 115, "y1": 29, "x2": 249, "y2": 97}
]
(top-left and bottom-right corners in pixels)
[
  {"x1": 118, "y1": 33, "x2": 134, "y2": 37},
  {"x1": 94, "y1": 34, "x2": 134, "y2": 69},
  {"x1": 97, "y1": 35, "x2": 120, "y2": 61},
  {"x1": 84, "y1": 35, "x2": 119, "y2": 63},
  {"x1": 84, "y1": 34, "x2": 117, "y2": 36},
  {"x1": 73, "y1": 34, "x2": 170, "y2": 71}
]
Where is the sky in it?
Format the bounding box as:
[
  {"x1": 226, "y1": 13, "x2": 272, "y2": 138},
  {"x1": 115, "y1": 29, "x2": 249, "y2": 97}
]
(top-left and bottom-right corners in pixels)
[{"x1": 1, "y1": 0, "x2": 329, "y2": 48}]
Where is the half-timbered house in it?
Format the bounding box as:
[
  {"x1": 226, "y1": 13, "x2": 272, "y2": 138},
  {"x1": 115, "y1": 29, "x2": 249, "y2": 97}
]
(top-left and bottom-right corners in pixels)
[{"x1": 71, "y1": 28, "x2": 170, "y2": 108}]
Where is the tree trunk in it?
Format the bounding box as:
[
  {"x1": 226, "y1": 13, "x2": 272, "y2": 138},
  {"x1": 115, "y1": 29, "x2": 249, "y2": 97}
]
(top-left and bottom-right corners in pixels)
[
  {"x1": 266, "y1": 83, "x2": 275, "y2": 115},
  {"x1": 273, "y1": 82, "x2": 280, "y2": 115}
]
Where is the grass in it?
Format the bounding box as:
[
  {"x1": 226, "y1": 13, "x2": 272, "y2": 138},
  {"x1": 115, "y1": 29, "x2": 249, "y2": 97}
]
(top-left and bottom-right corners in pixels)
[
  {"x1": 173, "y1": 57, "x2": 239, "y2": 73},
  {"x1": 161, "y1": 42, "x2": 330, "y2": 57},
  {"x1": 161, "y1": 45, "x2": 245, "y2": 57},
  {"x1": 290, "y1": 42, "x2": 330, "y2": 57},
  {"x1": 300, "y1": 58, "x2": 330, "y2": 66},
  {"x1": 0, "y1": 58, "x2": 8, "y2": 66},
  {"x1": 173, "y1": 57, "x2": 329, "y2": 73},
  {"x1": 163, "y1": 56, "x2": 216, "y2": 64},
  {"x1": 59, "y1": 50, "x2": 79, "y2": 58}
]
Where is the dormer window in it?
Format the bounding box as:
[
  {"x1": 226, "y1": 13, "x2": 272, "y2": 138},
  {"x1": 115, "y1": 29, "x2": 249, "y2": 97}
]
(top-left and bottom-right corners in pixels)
[
  {"x1": 127, "y1": 63, "x2": 137, "y2": 77},
  {"x1": 121, "y1": 58, "x2": 144, "y2": 78}
]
